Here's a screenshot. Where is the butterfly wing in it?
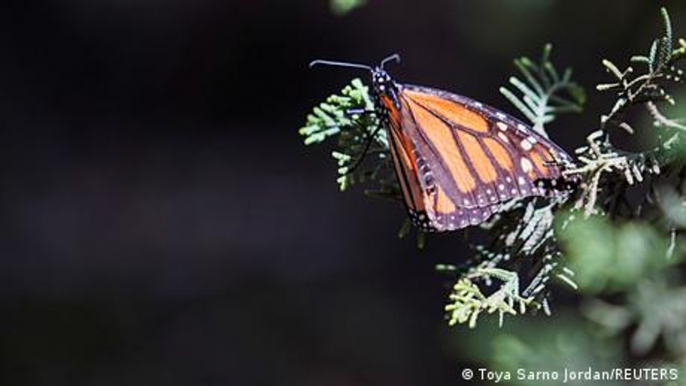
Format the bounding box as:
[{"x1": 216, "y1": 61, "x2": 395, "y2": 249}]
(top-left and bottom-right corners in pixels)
[
  {"x1": 386, "y1": 95, "x2": 491, "y2": 232},
  {"x1": 386, "y1": 120, "x2": 437, "y2": 231},
  {"x1": 392, "y1": 84, "x2": 572, "y2": 231}
]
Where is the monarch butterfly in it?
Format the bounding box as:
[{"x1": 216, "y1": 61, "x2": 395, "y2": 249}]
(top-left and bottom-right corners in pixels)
[{"x1": 311, "y1": 55, "x2": 576, "y2": 232}]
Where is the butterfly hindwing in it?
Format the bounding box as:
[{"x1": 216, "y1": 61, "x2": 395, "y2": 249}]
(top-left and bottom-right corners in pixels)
[{"x1": 386, "y1": 120, "x2": 436, "y2": 231}]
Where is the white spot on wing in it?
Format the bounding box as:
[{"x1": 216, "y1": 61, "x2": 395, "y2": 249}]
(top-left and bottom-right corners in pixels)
[
  {"x1": 520, "y1": 139, "x2": 533, "y2": 151},
  {"x1": 521, "y1": 158, "x2": 533, "y2": 173}
]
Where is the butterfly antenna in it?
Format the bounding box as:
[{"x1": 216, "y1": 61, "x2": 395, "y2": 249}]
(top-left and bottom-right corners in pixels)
[
  {"x1": 380, "y1": 54, "x2": 400, "y2": 69},
  {"x1": 309, "y1": 59, "x2": 372, "y2": 71}
]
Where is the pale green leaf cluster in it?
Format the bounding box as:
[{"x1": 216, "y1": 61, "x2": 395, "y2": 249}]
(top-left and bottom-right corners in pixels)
[
  {"x1": 445, "y1": 268, "x2": 534, "y2": 328},
  {"x1": 299, "y1": 79, "x2": 389, "y2": 191},
  {"x1": 299, "y1": 78, "x2": 375, "y2": 146}
]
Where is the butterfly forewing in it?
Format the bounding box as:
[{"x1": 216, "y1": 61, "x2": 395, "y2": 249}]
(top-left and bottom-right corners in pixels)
[
  {"x1": 392, "y1": 94, "x2": 495, "y2": 230},
  {"x1": 387, "y1": 84, "x2": 572, "y2": 231}
]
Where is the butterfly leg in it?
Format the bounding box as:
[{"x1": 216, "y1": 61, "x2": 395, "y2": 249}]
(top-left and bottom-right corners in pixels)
[{"x1": 344, "y1": 123, "x2": 384, "y2": 175}]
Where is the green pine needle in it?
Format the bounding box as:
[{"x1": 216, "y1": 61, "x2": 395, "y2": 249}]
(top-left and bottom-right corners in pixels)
[{"x1": 500, "y1": 43, "x2": 585, "y2": 136}]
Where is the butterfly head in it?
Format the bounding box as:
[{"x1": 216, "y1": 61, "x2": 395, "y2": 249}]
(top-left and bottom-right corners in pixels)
[{"x1": 370, "y1": 66, "x2": 401, "y2": 115}]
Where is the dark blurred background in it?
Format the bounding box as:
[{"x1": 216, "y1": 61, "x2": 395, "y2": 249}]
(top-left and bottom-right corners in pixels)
[{"x1": 0, "y1": 1, "x2": 684, "y2": 385}]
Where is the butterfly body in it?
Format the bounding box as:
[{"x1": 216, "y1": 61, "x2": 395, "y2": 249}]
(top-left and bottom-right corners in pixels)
[{"x1": 367, "y1": 67, "x2": 574, "y2": 232}]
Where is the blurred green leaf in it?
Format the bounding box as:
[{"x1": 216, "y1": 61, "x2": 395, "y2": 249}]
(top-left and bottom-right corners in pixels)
[
  {"x1": 583, "y1": 277, "x2": 686, "y2": 356},
  {"x1": 331, "y1": 0, "x2": 367, "y2": 16},
  {"x1": 628, "y1": 278, "x2": 686, "y2": 355},
  {"x1": 559, "y1": 216, "x2": 672, "y2": 294},
  {"x1": 454, "y1": 312, "x2": 623, "y2": 386}
]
